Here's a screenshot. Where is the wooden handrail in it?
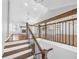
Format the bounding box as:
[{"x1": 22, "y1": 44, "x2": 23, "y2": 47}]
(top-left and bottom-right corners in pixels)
[
  {"x1": 26, "y1": 23, "x2": 53, "y2": 59},
  {"x1": 34, "y1": 8, "x2": 77, "y2": 25},
  {"x1": 27, "y1": 23, "x2": 42, "y2": 51},
  {"x1": 39, "y1": 18, "x2": 77, "y2": 26},
  {"x1": 20, "y1": 18, "x2": 77, "y2": 28}
]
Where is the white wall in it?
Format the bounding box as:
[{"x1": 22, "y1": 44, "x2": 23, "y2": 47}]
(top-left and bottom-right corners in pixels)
[
  {"x1": 37, "y1": 38, "x2": 77, "y2": 59},
  {"x1": 2, "y1": 0, "x2": 8, "y2": 41},
  {"x1": 2, "y1": 0, "x2": 9, "y2": 53}
]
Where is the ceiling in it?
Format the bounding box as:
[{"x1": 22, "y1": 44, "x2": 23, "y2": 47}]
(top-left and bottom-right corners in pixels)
[
  {"x1": 39, "y1": 0, "x2": 76, "y2": 10},
  {"x1": 9, "y1": 0, "x2": 77, "y2": 25}
]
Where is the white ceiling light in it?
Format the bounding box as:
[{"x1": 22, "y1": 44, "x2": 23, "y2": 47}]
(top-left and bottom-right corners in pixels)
[{"x1": 25, "y1": 3, "x2": 28, "y2": 6}]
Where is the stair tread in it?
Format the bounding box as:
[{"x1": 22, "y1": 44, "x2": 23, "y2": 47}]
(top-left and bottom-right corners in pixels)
[
  {"x1": 3, "y1": 40, "x2": 35, "y2": 59},
  {"x1": 4, "y1": 42, "x2": 29, "y2": 49},
  {"x1": 4, "y1": 44, "x2": 30, "y2": 53},
  {"x1": 3, "y1": 49, "x2": 32, "y2": 59},
  {"x1": 14, "y1": 51, "x2": 34, "y2": 59},
  {"x1": 3, "y1": 45, "x2": 32, "y2": 57},
  {"x1": 5, "y1": 40, "x2": 29, "y2": 46},
  {"x1": 25, "y1": 55, "x2": 34, "y2": 59}
]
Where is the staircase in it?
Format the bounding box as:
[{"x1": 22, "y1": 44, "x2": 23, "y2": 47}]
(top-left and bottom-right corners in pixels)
[
  {"x1": 3, "y1": 23, "x2": 53, "y2": 59},
  {"x1": 2, "y1": 40, "x2": 35, "y2": 59}
]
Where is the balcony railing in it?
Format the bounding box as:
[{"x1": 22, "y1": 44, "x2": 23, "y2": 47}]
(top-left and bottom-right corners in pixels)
[
  {"x1": 28, "y1": 8, "x2": 77, "y2": 47},
  {"x1": 36, "y1": 18, "x2": 77, "y2": 47}
]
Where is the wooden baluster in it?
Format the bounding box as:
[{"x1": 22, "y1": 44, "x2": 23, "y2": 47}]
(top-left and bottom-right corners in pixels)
[
  {"x1": 31, "y1": 44, "x2": 35, "y2": 59},
  {"x1": 54, "y1": 24, "x2": 55, "y2": 41},
  {"x1": 62, "y1": 23, "x2": 63, "y2": 43},
  {"x1": 59, "y1": 23, "x2": 61, "y2": 43},
  {"x1": 55, "y1": 24, "x2": 56, "y2": 41},
  {"x1": 68, "y1": 21, "x2": 70, "y2": 45},
  {"x1": 45, "y1": 23, "x2": 47, "y2": 39},
  {"x1": 53, "y1": 24, "x2": 54, "y2": 41},
  {"x1": 65, "y1": 21, "x2": 66, "y2": 44},
  {"x1": 38, "y1": 25, "x2": 41, "y2": 38},
  {"x1": 73, "y1": 20, "x2": 74, "y2": 46},
  {"x1": 56, "y1": 23, "x2": 58, "y2": 42}
]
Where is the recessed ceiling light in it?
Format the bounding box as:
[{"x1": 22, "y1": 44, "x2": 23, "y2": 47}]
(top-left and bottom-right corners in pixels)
[{"x1": 25, "y1": 3, "x2": 28, "y2": 6}]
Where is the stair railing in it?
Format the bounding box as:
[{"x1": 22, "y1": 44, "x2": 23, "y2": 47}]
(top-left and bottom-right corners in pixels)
[{"x1": 26, "y1": 23, "x2": 53, "y2": 59}]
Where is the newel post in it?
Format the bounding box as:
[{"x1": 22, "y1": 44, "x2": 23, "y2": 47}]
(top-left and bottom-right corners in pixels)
[
  {"x1": 41, "y1": 49, "x2": 48, "y2": 59},
  {"x1": 26, "y1": 23, "x2": 29, "y2": 39}
]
